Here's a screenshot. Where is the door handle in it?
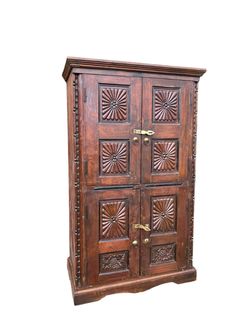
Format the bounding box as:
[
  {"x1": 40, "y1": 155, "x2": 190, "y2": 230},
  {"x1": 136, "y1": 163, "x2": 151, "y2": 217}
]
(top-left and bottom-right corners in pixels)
[
  {"x1": 132, "y1": 240, "x2": 138, "y2": 246},
  {"x1": 132, "y1": 136, "x2": 139, "y2": 143},
  {"x1": 143, "y1": 238, "x2": 150, "y2": 244},
  {"x1": 133, "y1": 129, "x2": 155, "y2": 136},
  {"x1": 133, "y1": 224, "x2": 151, "y2": 232},
  {"x1": 143, "y1": 137, "x2": 150, "y2": 144}
]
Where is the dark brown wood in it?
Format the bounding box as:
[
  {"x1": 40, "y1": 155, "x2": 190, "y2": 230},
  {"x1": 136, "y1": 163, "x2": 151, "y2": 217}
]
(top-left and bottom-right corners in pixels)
[
  {"x1": 140, "y1": 186, "x2": 188, "y2": 276},
  {"x1": 86, "y1": 188, "x2": 140, "y2": 285},
  {"x1": 62, "y1": 57, "x2": 206, "y2": 81},
  {"x1": 82, "y1": 74, "x2": 142, "y2": 186},
  {"x1": 142, "y1": 78, "x2": 190, "y2": 184},
  {"x1": 68, "y1": 257, "x2": 196, "y2": 305},
  {"x1": 63, "y1": 57, "x2": 205, "y2": 305}
]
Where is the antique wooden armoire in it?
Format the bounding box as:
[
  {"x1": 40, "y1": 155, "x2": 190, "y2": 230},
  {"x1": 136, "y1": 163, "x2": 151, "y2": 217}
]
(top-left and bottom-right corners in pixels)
[{"x1": 62, "y1": 57, "x2": 206, "y2": 305}]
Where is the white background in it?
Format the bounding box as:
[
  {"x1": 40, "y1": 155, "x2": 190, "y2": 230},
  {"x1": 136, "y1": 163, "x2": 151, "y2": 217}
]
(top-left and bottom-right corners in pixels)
[{"x1": 0, "y1": 0, "x2": 235, "y2": 313}]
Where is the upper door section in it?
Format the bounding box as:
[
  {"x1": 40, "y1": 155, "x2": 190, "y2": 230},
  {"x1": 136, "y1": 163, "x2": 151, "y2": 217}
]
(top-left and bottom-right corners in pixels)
[
  {"x1": 142, "y1": 78, "x2": 191, "y2": 184},
  {"x1": 82, "y1": 74, "x2": 142, "y2": 186}
]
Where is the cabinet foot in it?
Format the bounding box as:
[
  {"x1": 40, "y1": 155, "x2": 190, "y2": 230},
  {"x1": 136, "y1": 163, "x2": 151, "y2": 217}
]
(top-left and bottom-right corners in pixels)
[{"x1": 67, "y1": 257, "x2": 196, "y2": 305}]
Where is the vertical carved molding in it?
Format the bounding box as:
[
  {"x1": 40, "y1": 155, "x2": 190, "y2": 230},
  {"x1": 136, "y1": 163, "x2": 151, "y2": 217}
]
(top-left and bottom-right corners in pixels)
[
  {"x1": 73, "y1": 74, "x2": 81, "y2": 286},
  {"x1": 188, "y1": 82, "x2": 198, "y2": 268}
]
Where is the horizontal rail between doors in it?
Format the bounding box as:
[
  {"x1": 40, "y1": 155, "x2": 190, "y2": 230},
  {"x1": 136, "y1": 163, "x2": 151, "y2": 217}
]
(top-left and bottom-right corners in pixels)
[
  {"x1": 93, "y1": 185, "x2": 135, "y2": 190},
  {"x1": 92, "y1": 182, "x2": 184, "y2": 191},
  {"x1": 144, "y1": 182, "x2": 183, "y2": 188}
]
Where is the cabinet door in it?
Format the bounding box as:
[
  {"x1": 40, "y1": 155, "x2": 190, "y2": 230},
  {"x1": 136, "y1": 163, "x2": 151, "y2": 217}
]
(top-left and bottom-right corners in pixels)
[
  {"x1": 142, "y1": 78, "x2": 191, "y2": 184},
  {"x1": 140, "y1": 186, "x2": 188, "y2": 275},
  {"x1": 82, "y1": 75, "x2": 141, "y2": 186},
  {"x1": 86, "y1": 189, "x2": 140, "y2": 285}
]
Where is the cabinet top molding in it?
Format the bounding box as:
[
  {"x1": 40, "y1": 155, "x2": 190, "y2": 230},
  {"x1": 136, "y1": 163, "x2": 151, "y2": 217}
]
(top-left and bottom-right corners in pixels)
[{"x1": 62, "y1": 57, "x2": 206, "y2": 81}]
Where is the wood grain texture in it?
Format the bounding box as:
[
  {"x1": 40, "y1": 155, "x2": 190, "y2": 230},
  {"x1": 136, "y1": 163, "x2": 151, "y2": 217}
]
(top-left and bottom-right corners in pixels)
[
  {"x1": 68, "y1": 257, "x2": 196, "y2": 305},
  {"x1": 62, "y1": 57, "x2": 206, "y2": 81},
  {"x1": 64, "y1": 57, "x2": 205, "y2": 305},
  {"x1": 83, "y1": 74, "x2": 141, "y2": 186}
]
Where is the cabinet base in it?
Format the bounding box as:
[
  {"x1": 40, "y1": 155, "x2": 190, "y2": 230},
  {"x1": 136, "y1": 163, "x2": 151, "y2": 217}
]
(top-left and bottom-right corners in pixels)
[{"x1": 67, "y1": 257, "x2": 196, "y2": 305}]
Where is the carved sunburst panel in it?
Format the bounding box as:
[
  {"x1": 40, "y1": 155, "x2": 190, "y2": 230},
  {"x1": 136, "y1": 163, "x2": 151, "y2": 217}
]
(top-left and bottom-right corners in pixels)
[
  {"x1": 151, "y1": 196, "x2": 176, "y2": 233},
  {"x1": 151, "y1": 243, "x2": 176, "y2": 265},
  {"x1": 152, "y1": 140, "x2": 178, "y2": 173},
  {"x1": 99, "y1": 251, "x2": 129, "y2": 274},
  {"x1": 100, "y1": 140, "x2": 129, "y2": 176},
  {"x1": 153, "y1": 88, "x2": 179, "y2": 123},
  {"x1": 99, "y1": 85, "x2": 129, "y2": 122},
  {"x1": 100, "y1": 199, "x2": 128, "y2": 240}
]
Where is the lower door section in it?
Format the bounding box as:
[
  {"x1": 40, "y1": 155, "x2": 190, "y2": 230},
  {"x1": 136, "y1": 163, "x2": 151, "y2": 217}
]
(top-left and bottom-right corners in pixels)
[
  {"x1": 86, "y1": 188, "x2": 140, "y2": 285},
  {"x1": 140, "y1": 186, "x2": 188, "y2": 276}
]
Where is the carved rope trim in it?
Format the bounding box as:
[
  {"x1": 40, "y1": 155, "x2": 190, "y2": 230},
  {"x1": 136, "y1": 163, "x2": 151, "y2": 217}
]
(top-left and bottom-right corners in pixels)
[
  {"x1": 188, "y1": 82, "x2": 198, "y2": 268},
  {"x1": 73, "y1": 74, "x2": 81, "y2": 286}
]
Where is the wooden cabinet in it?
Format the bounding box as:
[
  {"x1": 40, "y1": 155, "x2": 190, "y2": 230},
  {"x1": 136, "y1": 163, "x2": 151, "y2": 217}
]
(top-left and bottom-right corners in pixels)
[{"x1": 62, "y1": 58, "x2": 206, "y2": 305}]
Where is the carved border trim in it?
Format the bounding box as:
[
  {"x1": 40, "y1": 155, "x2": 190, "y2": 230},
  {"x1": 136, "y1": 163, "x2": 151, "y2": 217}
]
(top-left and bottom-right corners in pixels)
[
  {"x1": 73, "y1": 74, "x2": 81, "y2": 286},
  {"x1": 188, "y1": 82, "x2": 198, "y2": 268}
]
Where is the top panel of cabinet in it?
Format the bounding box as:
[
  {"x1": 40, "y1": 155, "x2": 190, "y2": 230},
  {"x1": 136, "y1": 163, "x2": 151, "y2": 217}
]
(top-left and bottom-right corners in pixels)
[{"x1": 62, "y1": 57, "x2": 206, "y2": 81}]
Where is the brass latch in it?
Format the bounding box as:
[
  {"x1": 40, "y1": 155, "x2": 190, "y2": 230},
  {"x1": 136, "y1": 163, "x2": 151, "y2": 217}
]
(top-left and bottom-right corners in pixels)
[
  {"x1": 133, "y1": 224, "x2": 151, "y2": 232},
  {"x1": 133, "y1": 129, "x2": 155, "y2": 136}
]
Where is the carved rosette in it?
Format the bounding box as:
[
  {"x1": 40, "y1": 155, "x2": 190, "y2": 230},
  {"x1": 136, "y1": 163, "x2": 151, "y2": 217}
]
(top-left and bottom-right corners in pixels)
[
  {"x1": 73, "y1": 74, "x2": 81, "y2": 286},
  {"x1": 153, "y1": 140, "x2": 178, "y2": 172},
  {"x1": 152, "y1": 196, "x2": 176, "y2": 233},
  {"x1": 100, "y1": 87, "x2": 128, "y2": 122},
  {"x1": 151, "y1": 244, "x2": 176, "y2": 265},
  {"x1": 100, "y1": 251, "x2": 128, "y2": 273},
  {"x1": 153, "y1": 89, "x2": 179, "y2": 123},
  {"x1": 100, "y1": 141, "x2": 128, "y2": 175},
  {"x1": 100, "y1": 200, "x2": 128, "y2": 239}
]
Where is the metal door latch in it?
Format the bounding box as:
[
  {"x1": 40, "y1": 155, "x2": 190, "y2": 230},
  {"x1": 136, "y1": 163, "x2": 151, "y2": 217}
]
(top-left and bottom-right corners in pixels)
[
  {"x1": 133, "y1": 129, "x2": 155, "y2": 136},
  {"x1": 133, "y1": 224, "x2": 151, "y2": 232}
]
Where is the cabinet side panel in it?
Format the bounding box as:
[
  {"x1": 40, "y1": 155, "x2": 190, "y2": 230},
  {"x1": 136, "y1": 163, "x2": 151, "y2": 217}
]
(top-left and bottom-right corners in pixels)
[
  {"x1": 187, "y1": 81, "x2": 198, "y2": 268},
  {"x1": 67, "y1": 73, "x2": 81, "y2": 287}
]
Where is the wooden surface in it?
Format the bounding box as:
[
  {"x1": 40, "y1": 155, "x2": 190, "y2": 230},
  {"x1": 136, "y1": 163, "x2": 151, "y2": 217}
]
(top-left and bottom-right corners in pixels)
[
  {"x1": 68, "y1": 257, "x2": 197, "y2": 305},
  {"x1": 62, "y1": 57, "x2": 206, "y2": 81},
  {"x1": 64, "y1": 57, "x2": 205, "y2": 305}
]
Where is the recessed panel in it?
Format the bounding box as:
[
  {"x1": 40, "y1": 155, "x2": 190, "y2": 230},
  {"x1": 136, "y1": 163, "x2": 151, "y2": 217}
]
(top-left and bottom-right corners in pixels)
[
  {"x1": 99, "y1": 251, "x2": 129, "y2": 274},
  {"x1": 152, "y1": 139, "x2": 178, "y2": 173},
  {"x1": 153, "y1": 88, "x2": 179, "y2": 123},
  {"x1": 99, "y1": 85, "x2": 130, "y2": 122},
  {"x1": 150, "y1": 243, "x2": 176, "y2": 265},
  {"x1": 100, "y1": 199, "x2": 128, "y2": 240},
  {"x1": 100, "y1": 140, "x2": 129, "y2": 176},
  {"x1": 151, "y1": 195, "x2": 176, "y2": 233}
]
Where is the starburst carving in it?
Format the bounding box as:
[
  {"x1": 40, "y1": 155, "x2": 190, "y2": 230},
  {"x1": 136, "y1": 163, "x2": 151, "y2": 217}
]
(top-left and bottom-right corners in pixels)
[
  {"x1": 100, "y1": 200, "x2": 128, "y2": 239},
  {"x1": 154, "y1": 89, "x2": 179, "y2": 123},
  {"x1": 100, "y1": 87, "x2": 128, "y2": 121},
  {"x1": 152, "y1": 196, "x2": 176, "y2": 233},
  {"x1": 153, "y1": 140, "x2": 178, "y2": 172},
  {"x1": 100, "y1": 141, "x2": 128, "y2": 175}
]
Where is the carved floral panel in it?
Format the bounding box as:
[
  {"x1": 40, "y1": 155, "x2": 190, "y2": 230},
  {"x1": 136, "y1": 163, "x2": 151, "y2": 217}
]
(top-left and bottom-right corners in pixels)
[
  {"x1": 100, "y1": 86, "x2": 129, "y2": 122},
  {"x1": 152, "y1": 196, "x2": 176, "y2": 233},
  {"x1": 153, "y1": 88, "x2": 179, "y2": 123},
  {"x1": 99, "y1": 251, "x2": 128, "y2": 273},
  {"x1": 151, "y1": 244, "x2": 176, "y2": 265},
  {"x1": 100, "y1": 199, "x2": 128, "y2": 239},
  {"x1": 152, "y1": 140, "x2": 178, "y2": 173},
  {"x1": 100, "y1": 140, "x2": 129, "y2": 175}
]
